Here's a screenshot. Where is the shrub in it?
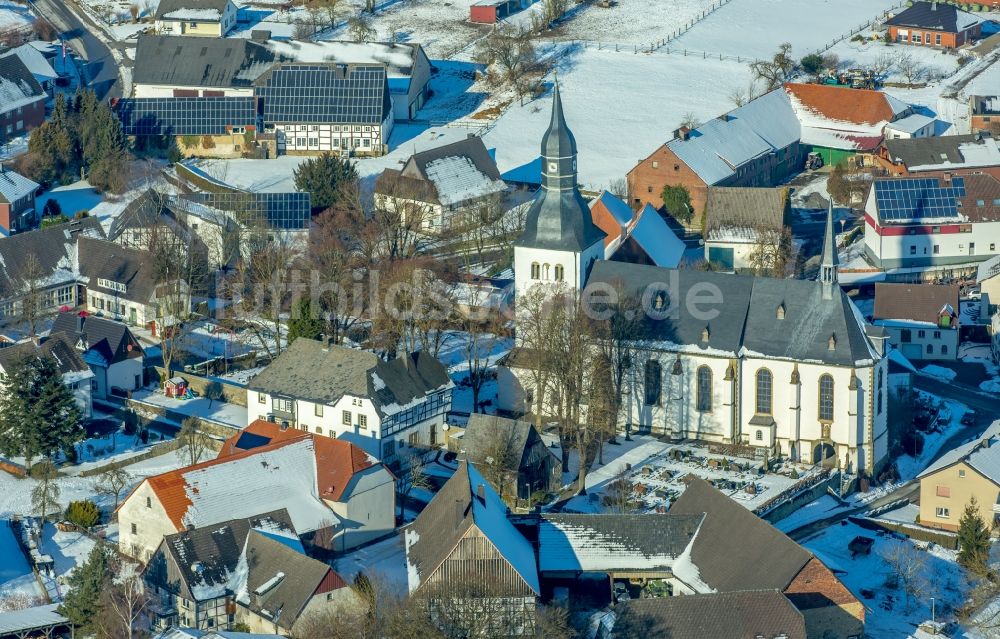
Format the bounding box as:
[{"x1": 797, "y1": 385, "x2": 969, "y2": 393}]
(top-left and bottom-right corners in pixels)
[
  {"x1": 180, "y1": 135, "x2": 200, "y2": 149},
  {"x1": 201, "y1": 135, "x2": 216, "y2": 149},
  {"x1": 42, "y1": 198, "x2": 61, "y2": 217},
  {"x1": 65, "y1": 500, "x2": 100, "y2": 528}
]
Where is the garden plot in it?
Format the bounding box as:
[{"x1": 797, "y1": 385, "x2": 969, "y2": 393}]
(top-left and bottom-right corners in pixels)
[
  {"x1": 668, "y1": 0, "x2": 902, "y2": 60},
  {"x1": 826, "y1": 37, "x2": 965, "y2": 85},
  {"x1": 560, "y1": 434, "x2": 822, "y2": 514},
  {"x1": 800, "y1": 520, "x2": 965, "y2": 637}
]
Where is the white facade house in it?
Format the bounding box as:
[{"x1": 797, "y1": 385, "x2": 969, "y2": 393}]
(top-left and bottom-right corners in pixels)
[
  {"x1": 863, "y1": 174, "x2": 1000, "y2": 275},
  {"x1": 884, "y1": 113, "x2": 937, "y2": 140},
  {"x1": 872, "y1": 282, "x2": 960, "y2": 361},
  {"x1": 501, "y1": 88, "x2": 889, "y2": 476},
  {"x1": 0, "y1": 332, "x2": 94, "y2": 419},
  {"x1": 702, "y1": 187, "x2": 790, "y2": 272},
  {"x1": 52, "y1": 313, "x2": 145, "y2": 401},
  {"x1": 154, "y1": 0, "x2": 238, "y2": 37},
  {"x1": 246, "y1": 338, "x2": 453, "y2": 470}
]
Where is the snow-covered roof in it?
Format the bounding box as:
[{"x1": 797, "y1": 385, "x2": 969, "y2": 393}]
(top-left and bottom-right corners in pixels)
[
  {"x1": 886, "y1": 113, "x2": 935, "y2": 135},
  {"x1": 784, "y1": 84, "x2": 907, "y2": 151},
  {"x1": 0, "y1": 44, "x2": 58, "y2": 84},
  {"x1": 0, "y1": 168, "x2": 39, "y2": 204},
  {"x1": 918, "y1": 421, "x2": 1000, "y2": 483},
  {"x1": 667, "y1": 89, "x2": 800, "y2": 185},
  {"x1": 617, "y1": 204, "x2": 685, "y2": 268},
  {"x1": 265, "y1": 40, "x2": 419, "y2": 78},
  {"x1": 592, "y1": 190, "x2": 633, "y2": 227},
  {"x1": 162, "y1": 9, "x2": 222, "y2": 20},
  {"x1": 0, "y1": 54, "x2": 45, "y2": 115},
  {"x1": 422, "y1": 155, "x2": 507, "y2": 207},
  {"x1": 908, "y1": 138, "x2": 1000, "y2": 171},
  {"x1": 145, "y1": 438, "x2": 338, "y2": 535},
  {"x1": 0, "y1": 605, "x2": 68, "y2": 635}
]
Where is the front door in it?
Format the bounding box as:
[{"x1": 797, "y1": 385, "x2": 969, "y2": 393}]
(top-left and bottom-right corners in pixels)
[{"x1": 129, "y1": 307, "x2": 137, "y2": 325}]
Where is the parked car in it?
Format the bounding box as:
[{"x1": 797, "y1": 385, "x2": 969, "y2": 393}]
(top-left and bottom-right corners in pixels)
[
  {"x1": 613, "y1": 582, "x2": 631, "y2": 603},
  {"x1": 962, "y1": 411, "x2": 977, "y2": 426}
]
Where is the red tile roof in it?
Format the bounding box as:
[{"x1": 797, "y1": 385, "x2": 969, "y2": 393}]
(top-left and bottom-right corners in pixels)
[{"x1": 784, "y1": 83, "x2": 901, "y2": 126}]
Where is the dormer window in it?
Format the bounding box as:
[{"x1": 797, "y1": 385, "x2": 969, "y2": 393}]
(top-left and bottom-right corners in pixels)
[
  {"x1": 654, "y1": 291, "x2": 666, "y2": 311},
  {"x1": 776, "y1": 303, "x2": 785, "y2": 320},
  {"x1": 701, "y1": 326, "x2": 710, "y2": 343},
  {"x1": 828, "y1": 334, "x2": 837, "y2": 350}
]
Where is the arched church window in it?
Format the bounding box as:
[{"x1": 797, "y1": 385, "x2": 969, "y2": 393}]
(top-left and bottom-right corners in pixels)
[
  {"x1": 877, "y1": 369, "x2": 884, "y2": 415},
  {"x1": 543, "y1": 264, "x2": 551, "y2": 280},
  {"x1": 755, "y1": 369, "x2": 772, "y2": 415},
  {"x1": 644, "y1": 360, "x2": 661, "y2": 406},
  {"x1": 530, "y1": 263, "x2": 540, "y2": 280},
  {"x1": 554, "y1": 265, "x2": 564, "y2": 281},
  {"x1": 819, "y1": 374, "x2": 834, "y2": 422},
  {"x1": 696, "y1": 366, "x2": 712, "y2": 412}
]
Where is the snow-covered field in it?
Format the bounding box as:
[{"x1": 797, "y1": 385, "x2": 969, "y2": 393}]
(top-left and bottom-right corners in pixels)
[
  {"x1": 549, "y1": 0, "x2": 717, "y2": 47},
  {"x1": 0, "y1": 1, "x2": 32, "y2": 31},
  {"x1": 827, "y1": 37, "x2": 965, "y2": 84},
  {"x1": 559, "y1": 434, "x2": 821, "y2": 514}
]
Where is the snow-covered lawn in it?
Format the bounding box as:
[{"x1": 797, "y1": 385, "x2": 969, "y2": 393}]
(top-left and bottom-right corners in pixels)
[
  {"x1": 551, "y1": 0, "x2": 717, "y2": 47},
  {"x1": 826, "y1": 37, "x2": 964, "y2": 85},
  {"x1": 0, "y1": 520, "x2": 43, "y2": 606},
  {"x1": 919, "y1": 365, "x2": 957, "y2": 382},
  {"x1": 0, "y1": 1, "x2": 32, "y2": 30},
  {"x1": 668, "y1": 0, "x2": 903, "y2": 59},
  {"x1": 559, "y1": 434, "x2": 821, "y2": 514},
  {"x1": 39, "y1": 524, "x2": 95, "y2": 586},
  {"x1": 774, "y1": 494, "x2": 854, "y2": 533},
  {"x1": 35, "y1": 181, "x2": 105, "y2": 218},
  {"x1": 801, "y1": 520, "x2": 966, "y2": 637},
  {"x1": 131, "y1": 388, "x2": 247, "y2": 429},
  {"x1": 332, "y1": 532, "x2": 407, "y2": 595},
  {"x1": 895, "y1": 394, "x2": 971, "y2": 481}
]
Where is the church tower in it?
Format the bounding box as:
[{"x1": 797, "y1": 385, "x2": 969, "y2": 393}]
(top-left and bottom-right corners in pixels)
[
  {"x1": 513, "y1": 82, "x2": 606, "y2": 300},
  {"x1": 818, "y1": 199, "x2": 839, "y2": 300}
]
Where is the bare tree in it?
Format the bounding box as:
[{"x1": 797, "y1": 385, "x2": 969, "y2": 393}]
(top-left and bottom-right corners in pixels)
[
  {"x1": 462, "y1": 315, "x2": 505, "y2": 412},
  {"x1": 746, "y1": 224, "x2": 794, "y2": 277},
  {"x1": 749, "y1": 42, "x2": 794, "y2": 91},
  {"x1": 515, "y1": 283, "x2": 563, "y2": 433},
  {"x1": 896, "y1": 53, "x2": 926, "y2": 86},
  {"x1": 309, "y1": 206, "x2": 368, "y2": 345},
  {"x1": 395, "y1": 454, "x2": 429, "y2": 521},
  {"x1": 879, "y1": 542, "x2": 928, "y2": 613},
  {"x1": 604, "y1": 465, "x2": 633, "y2": 514},
  {"x1": 677, "y1": 111, "x2": 700, "y2": 131},
  {"x1": 607, "y1": 177, "x2": 628, "y2": 201},
  {"x1": 728, "y1": 79, "x2": 762, "y2": 108},
  {"x1": 96, "y1": 468, "x2": 133, "y2": 510},
  {"x1": 31, "y1": 459, "x2": 60, "y2": 520},
  {"x1": 177, "y1": 417, "x2": 211, "y2": 466},
  {"x1": 866, "y1": 52, "x2": 897, "y2": 81},
  {"x1": 474, "y1": 25, "x2": 545, "y2": 102},
  {"x1": 348, "y1": 12, "x2": 376, "y2": 42},
  {"x1": 542, "y1": 0, "x2": 568, "y2": 27},
  {"x1": 18, "y1": 254, "x2": 50, "y2": 337},
  {"x1": 99, "y1": 558, "x2": 150, "y2": 639},
  {"x1": 474, "y1": 417, "x2": 522, "y2": 503}
]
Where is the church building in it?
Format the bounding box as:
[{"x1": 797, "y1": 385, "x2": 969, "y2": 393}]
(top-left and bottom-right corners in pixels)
[{"x1": 498, "y1": 85, "x2": 890, "y2": 477}]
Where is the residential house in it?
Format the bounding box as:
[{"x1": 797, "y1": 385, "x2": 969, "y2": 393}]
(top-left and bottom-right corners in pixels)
[
  {"x1": 627, "y1": 88, "x2": 802, "y2": 225},
  {"x1": 884, "y1": 113, "x2": 937, "y2": 140},
  {"x1": 862, "y1": 173, "x2": 1000, "y2": 273},
  {"x1": 784, "y1": 83, "x2": 911, "y2": 166},
  {"x1": 118, "y1": 437, "x2": 343, "y2": 561},
  {"x1": 255, "y1": 63, "x2": 392, "y2": 156},
  {"x1": 405, "y1": 461, "x2": 540, "y2": 637},
  {"x1": 470, "y1": 0, "x2": 536, "y2": 24},
  {"x1": 977, "y1": 254, "x2": 1000, "y2": 306},
  {"x1": 702, "y1": 186, "x2": 789, "y2": 271},
  {"x1": 0, "y1": 332, "x2": 94, "y2": 418},
  {"x1": 507, "y1": 86, "x2": 889, "y2": 475},
  {"x1": 0, "y1": 54, "x2": 46, "y2": 138},
  {"x1": 877, "y1": 133, "x2": 1000, "y2": 180},
  {"x1": 78, "y1": 237, "x2": 188, "y2": 333},
  {"x1": 133, "y1": 35, "x2": 274, "y2": 98},
  {"x1": 218, "y1": 419, "x2": 396, "y2": 550},
  {"x1": 259, "y1": 38, "x2": 431, "y2": 121},
  {"x1": 0, "y1": 167, "x2": 39, "y2": 236},
  {"x1": 154, "y1": 0, "x2": 238, "y2": 37},
  {"x1": 917, "y1": 421, "x2": 1000, "y2": 531},
  {"x1": 146, "y1": 516, "x2": 360, "y2": 635},
  {"x1": 873, "y1": 283, "x2": 960, "y2": 360},
  {"x1": 970, "y1": 96, "x2": 1000, "y2": 135},
  {"x1": 51, "y1": 312, "x2": 145, "y2": 401},
  {"x1": 0, "y1": 44, "x2": 58, "y2": 94},
  {"x1": 246, "y1": 338, "x2": 453, "y2": 469},
  {"x1": 373, "y1": 135, "x2": 507, "y2": 232},
  {"x1": 590, "y1": 193, "x2": 685, "y2": 268},
  {"x1": 454, "y1": 414, "x2": 562, "y2": 500},
  {"x1": 886, "y1": 1, "x2": 982, "y2": 48},
  {"x1": 0, "y1": 218, "x2": 105, "y2": 329},
  {"x1": 669, "y1": 479, "x2": 865, "y2": 639},
  {"x1": 608, "y1": 591, "x2": 807, "y2": 639}
]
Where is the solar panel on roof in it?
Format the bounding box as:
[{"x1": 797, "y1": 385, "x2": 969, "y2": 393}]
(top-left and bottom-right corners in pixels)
[
  {"x1": 873, "y1": 177, "x2": 966, "y2": 222},
  {"x1": 115, "y1": 97, "x2": 259, "y2": 136},
  {"x1": 182, "y1": 191, "x2": 311, "y2": 230},
  {"x1": 255, "y1": 64, "x2": 388, "y2": 125}
]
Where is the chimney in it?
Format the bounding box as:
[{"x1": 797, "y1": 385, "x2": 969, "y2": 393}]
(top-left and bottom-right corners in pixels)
[
  {"x1": 943, "y1": 171, "x2": 952, "y2": 183},
  {"x1": 673, "y1": 126, "x2": 690, "y2": 141},
  {"x1": 280, "y1": 420, "x2": 289, "y2": 431}
]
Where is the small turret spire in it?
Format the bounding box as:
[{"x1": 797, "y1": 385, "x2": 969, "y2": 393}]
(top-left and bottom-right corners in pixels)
[{"x1": 819, "y1": 199, "x2": 839, "y2": 299}]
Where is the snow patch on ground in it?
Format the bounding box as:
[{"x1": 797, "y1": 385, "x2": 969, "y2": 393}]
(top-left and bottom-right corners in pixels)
[{"x1": 920, "y1": 365, "x2": 957, "y2": 382}]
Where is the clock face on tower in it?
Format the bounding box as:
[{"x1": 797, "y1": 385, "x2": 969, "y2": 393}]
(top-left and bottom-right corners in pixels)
[{"x1": 548, "y1": 162, "x2": 557, "y2": 172}]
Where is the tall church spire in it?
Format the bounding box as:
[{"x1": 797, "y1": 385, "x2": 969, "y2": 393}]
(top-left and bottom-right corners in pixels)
[
  {"x1": 514, "y1": 81, "x2": 605, "y2": 252},
  {"x1": 819, "y1": 199, "x2": 839, "y2": 300}
]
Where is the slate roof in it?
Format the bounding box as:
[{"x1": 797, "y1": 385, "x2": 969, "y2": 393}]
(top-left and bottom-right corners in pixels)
[
  {"x1": 0, "y1": 54, "x2": 45, "y2": 115},
  {"x1": 218, "y1": 419, "x2": 382, "y2": 502},
  {"x1": 886, "y1": 1, "x2": 981, "y2": 33},
  {"x1": 150, "y1": 510, "x2": 297, "y2": 601},
  {"x1": 537, "y1": 513, "x2": 704, "y2": 573},
  {"x1": 666, "y1": 89, "x2": 800, "y2": 185},
  {"x1": 0, "y1": 168, "x2": 39, "y2": 206},
  {"x1": 458, "y1": 414, "x2": 558, "y2": 471},
  {"x1": 51, "y1": 312, "x2": 144, "y2": 366},
  {"x1": 610, "y1": 204, "x2": 686, "y2": 269},
  {"x1": 405, "y1": 461, "x2": 540, "y2": 594},
  {"x1": 873, "y1": 282, "x2": 959, "y2": 325},
  {"x1": 612, "y1": 590, "x2": 807, "y2": 639},
  {"x1": 668, "y1": 478, "x2": 812, "y2": 592},
  {"x1": 918, "y1": 421, "x2": 1000, "y2": 482},
  {"x1": 0, "y1": 332, "x2": 91, "y2": 381},
  {"x1": 704, "y1": 187, "x2": 788, "y2": 240},
  {"x1": 255, "y1": 64, "x2": 391, "y2": 125},
  {"x1": 584, "y1": 261, "x2": 876, "y2": 366},
  {"x1": 77, "y1": 237, "x2": 161, "y2": 304},
  {"x1": 0, "y1": 218, "x2": 104, "y2": 300},
  {"x1": 0, "y1": 44, "x2": 58, "y2": 86},
  {"x1": 884, "y1": 133, "x2": 1000, "y2": 171},
  {"x1": 134, "y1": 35, "x2": 275, "y2": 88},
  {"x1": 247, "y1": 338, "x2": 452, "y2": 418},
  {"x1": 978, "y1": 254, "x2": 1000, "y2": 283},
  {"x1": 155, "y1": 0, "x2": 230, "y2": 20},
  {"x1": 237, "y1": 530, "x2": 349, "y2": 630},
  {"x1": 377, "y1": 136, "x2": 505, "y2": 207}
]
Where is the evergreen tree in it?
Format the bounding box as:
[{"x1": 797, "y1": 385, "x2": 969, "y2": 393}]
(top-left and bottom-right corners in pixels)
[
  {"x1": 293, "y1": 152, "x2": 358, "y2": 212},
  {"x1": 59, "y1": 542, "x2": 113, "y2": 633},
  {"x1": 958, "y1": 496, "x2": 991, "y2": 573},
  {"x1": 287, "y1": 297, "x2": 325, "y2": 345},
  {"x1": 659, "y1": 184, "x2": 693, "y2": 225},
  {"x1": 0, "y1": 354, "x2": 85, "y2": 464}
]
